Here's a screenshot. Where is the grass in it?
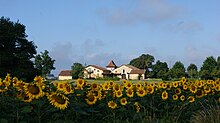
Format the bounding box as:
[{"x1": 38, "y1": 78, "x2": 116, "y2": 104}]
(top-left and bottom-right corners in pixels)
[{"x1": 51, "y1": 78, "x2": 171, "y2": 84}]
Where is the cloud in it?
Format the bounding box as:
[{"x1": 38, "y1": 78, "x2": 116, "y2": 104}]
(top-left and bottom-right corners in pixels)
[
  {"x1": 98, "y1": 0, "x2": 183, "y2": 25},
  {"x1": 50, "y1": 42, "x2": 75, "y2": 76},
  {"x1": 165, "y1": 21, "x2": 203, "y2": 33},
  {"x1": 49, "y1": 40, "x2": 130, "y2": 76}
]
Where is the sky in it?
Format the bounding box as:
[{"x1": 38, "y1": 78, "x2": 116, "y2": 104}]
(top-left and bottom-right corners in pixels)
[{"x1": 1, "y1": 0, "x2": 220, "y2": 76}]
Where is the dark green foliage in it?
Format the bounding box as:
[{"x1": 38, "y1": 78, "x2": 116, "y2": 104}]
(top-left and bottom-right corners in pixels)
[
  {"x1": 200, "y1": 56, "x2": 217, "y2": 80},
  {"x1": 34, "y1": 50, "x2": 55, "y2": 78},
  {"x1": 187, "y1": 64, "x2": 198, "y2": 79},
  {"x1": 170, "y1": 61, "x2": 185, "y2": 79},
  {"x1": 151, "y1": 60, "x2": 169, "y2": 80},
  {"x1": 71, "y1": 62, "x2": 84, "y2": 79},
  {"x1": 0, "y1": 17, "x2": 38, "y2": 81},
  {"x1": 129, "y1": 54, "x2": 155, "y2": 78}
]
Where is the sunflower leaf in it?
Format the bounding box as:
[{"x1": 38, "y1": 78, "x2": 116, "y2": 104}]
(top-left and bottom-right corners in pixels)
[{"x1": 21, "y1": 106, "x2": 32, "y2": 113}]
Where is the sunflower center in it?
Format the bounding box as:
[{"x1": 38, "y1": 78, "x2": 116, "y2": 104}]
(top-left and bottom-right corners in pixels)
[
  {"x1": 28, "y1": 85, "x2": 40, "y2": 95},
  {"x1": 88, "y1": 95, "x2": 95, "y2": 101},
  {"x1": 53, "y1": 95, "x2": 66, "y2": 104}
]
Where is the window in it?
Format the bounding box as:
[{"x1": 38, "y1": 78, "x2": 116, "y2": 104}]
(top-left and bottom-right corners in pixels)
[
  {"x1": 97, "y1": 70, "x2": 99, "y2": 72},
  {"x1": 123, "y1": 69, "x2": 125, "y2": 73}
]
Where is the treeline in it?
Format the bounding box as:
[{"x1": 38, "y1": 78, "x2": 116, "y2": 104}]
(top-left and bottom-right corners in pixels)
[
  {"x1": 0, "y1": 17, "x2": 55, "y2": 81},
  {"x1": 129, "y1": 54, "x2": 220, "y2": 80}
]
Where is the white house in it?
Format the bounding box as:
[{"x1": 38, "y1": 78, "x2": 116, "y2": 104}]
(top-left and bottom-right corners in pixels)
[
  {"x1": 58, "y1": 70, "x2": 72, "y2": 80},
  {"x1": 84, "y1": 60, "x2": 145, "y2": 80},
  {"x1": 112, "y1": 65, "x2": 145, "y2": 80}
]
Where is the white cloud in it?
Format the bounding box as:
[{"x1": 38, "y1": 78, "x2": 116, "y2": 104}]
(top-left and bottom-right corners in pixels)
[
  {"x1": 99, "y1": 0, "x2": 183, "y2": 25},
  {"x1": 165, "y1": 21, "x2": 203, "y2": 34}
]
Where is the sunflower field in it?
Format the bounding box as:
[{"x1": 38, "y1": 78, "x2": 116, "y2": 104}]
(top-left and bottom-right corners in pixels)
[{"x1": 0, "y1": 74, "x2": 220, "y2": 123}]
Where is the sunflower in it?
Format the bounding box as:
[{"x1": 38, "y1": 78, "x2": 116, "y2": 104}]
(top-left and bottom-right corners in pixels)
[
  {"x1": 120, "y1": 98, "x2": 127, "y2": 106},
  {"x1": 115, "y1": 90, "x2": 123, "y2": 98},
  {"x1": 102, "y1": 83, "x2": 110, "y2": 90},
  {"x1": 91, "y1": 83, "x2": 99, "y2": 91},
  {"x1": 190, "y1": 85, "x2": 197, "y2": 93},
  {"x1": 180, "y1": 95, "x2": 185, "y2": 101},
  {"x1": 207, "y1": 80, "x2": 212, "y2": 85},
  {"x1": 174, "y1": 88, "x2": 181, "y2": 95},
  {"x1": 113, "y1": 84, "x2": 121, "y2": 91},
  {"x1": 149, "y1": 83, "x2": 155, "y2": 87},
  {"x1": 161, "y1": 91, "x2": 168, "y2": 100},
  {"x1": 134, "y1": 102, "x2": 140, "y2": 112},
  {"x1": 109, "y1": 81, "x2": 115, "y2": 87},
  {"x1": 188, "y1": 96, "x2": 195, "y2": 103},
  {"x1": 76, "y1": 79, "x2": 85, "y2": 86},
  {"x1": 195, "y1": 89, "x2": 204, "y2": 98},
  {"x1": 173, "y1": 81, "x2": 179, "y2": 88},
  {"x1": 57, "y1": 82, "x2": 66, "y2": 91},
  {"x1": 172, "y1": 94, "x2": 178, "y2": 101},
  {"x1": 125, "y1": 82, "x2": 133, "y2": 89},
  {"x1": 204, "y1": 86, "x2": 211, "y2": 94},
  {"x1": 48, "y1": 92, "x2": 69, "y2": 110},
  {"x1": 85, "y1": 93, "x2": 97, "y2": 105},
  {"x1": 162, "y1": 83, "x2": 167, "y2": 89},
  {"x1": 136, "y1": 88, "x2": 146, "y2": 97},
  {"x1": 135, "y1": 83, "x2": 142, "y2": 89},
  {"x1": 24, "y1": 83, "x2": 44, "y2": 99},
  {"x1": 167, "y1": 83, "x2": 172, "y2": 90},
  {"x1": 147, "y1": 86, "x2": 154, "y2": 94},
  {"x1": 126, "y1": 88, "x2": 134, "y2": 98},
  {"x1": 181, "y1": 77, "x2": 186, "y2": 83},
  {"x1": 122, "y1": 80, "x2": 128, "y2": 85},
  {"x1": 18, "y1": 93, "x2": 33, "y2": 103},
  {"x1": 215, "y1": 85, "x2": 220, "y2": 91},
  {"x1": 63, "y1": 84, "x2": 73, "y2": 94},
  {"x1": 183, "y1": 85, "x2": 188, "y2": 90},
  {"x1": 108, "y1": 101, "x2": 117, "y2": 109},
  {"x1": 158, "y1": 82, "x2": 163, "y2": 89}
]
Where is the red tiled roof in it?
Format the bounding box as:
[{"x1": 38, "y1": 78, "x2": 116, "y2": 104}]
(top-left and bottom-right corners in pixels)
[
  {"x1": 124, "y1": 65, "x2": 140, "y2": 70},
  {"x1": 106, "y1": 60, "x2": 117, "y2": 68},
  {"x1": 58, "y1": 70, "x2": 72, "y2": 76},
  {"x1": 89, "y1": 65, "x2": 107, "y2": 71},
  {"x1": 130, "y1": 69, "x2": 145, "y2": 74}
]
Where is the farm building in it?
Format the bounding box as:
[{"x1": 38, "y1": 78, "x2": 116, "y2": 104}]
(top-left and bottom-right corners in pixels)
[{"x1": 58, "y1": 70, "x2": 72, "y2": 80}]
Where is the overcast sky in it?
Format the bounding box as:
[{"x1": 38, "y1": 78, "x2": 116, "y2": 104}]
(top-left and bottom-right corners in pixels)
[{"x1": 1, "y1": 0, "x2": 220, "y2": 76}]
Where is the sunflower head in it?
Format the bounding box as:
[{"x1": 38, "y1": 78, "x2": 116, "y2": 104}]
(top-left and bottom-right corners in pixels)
[
  {"x1": 48, "y1": 92, "x2": 69, "y2": 110},
  {"x1": 188, "y1": 96, "x2": 195, "y2": 103},
  {"x1": 136, "y1": 88, "x2": 146, "y2": 97},
  {"x1": 172, "y1": 94, "x2": 178, "y2": 101},
  {"x1": 24, "y1": 83, "x2": 44, "y2": 99},
  {"x1": 85, "y1": 93, "x2": 97, "y2": 105},
  {"x1": 180, "y1": 95, "x2": 185, "y2": 101},
  {"x1": 126, "y1": 88, "x2": 134, "y2": 98},
  {"x1": 147, "y1": 85, "x2": 154, "y2": 94},
  {"x1": 161, "y1": 91, "x2": 168, "y2": 100},
  {"x1": 108, "y1": 101, "x2": 117, "y2": 109},
  {"x1": 115, "y1": 90, "x2": 123, "y2": 98},
  {"x1": 120, "y1": 98, "x2": 127, "y2": 106},
  {"x1": 174, "y1": 88, "x2": 181, "y2": 95}
]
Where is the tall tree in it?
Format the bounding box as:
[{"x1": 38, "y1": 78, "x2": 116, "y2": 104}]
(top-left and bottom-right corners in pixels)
[
  {"x1": 151, "y1": 60, "x2": 169, "y2": 80},
  {"x1": 71, "y1": 62, "x2": 84, "y2": 79},
  {"x1": 34, "y1": 50, "x2": 55, "y2": 78},
  {"x1": 187, "y1": 64, "x2": 198, "y2": 78},
  {"x1": 129, "y1": 54, "x2": 155, "y2": 78},
  {"x1": 0, "y1": 17, "x2": 38, "y2": 81},
  {"x1": 170, "y1": 61, "x2": 186, "y2": 78},
  {"x1": 200, "y1": 56, "x2": 217, "y2": 79}
]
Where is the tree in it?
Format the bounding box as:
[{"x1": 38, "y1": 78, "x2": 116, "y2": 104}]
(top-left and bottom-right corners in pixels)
[
  {"x1": 129, "y1": 54, "x2": 155, "y2": 78},
  {"x1": 0, "y1": 17, "x2": 38, "y2": 81},
  {"x1": 151, "y1": 60, "x2": 169, "y2": 80},
  {"x1": 71, "y1": 63, "x2": 84, "y2": 79},
  {"x1": 187, "y1": 64, "x2": 198, "y2": 79},
  {"x1": 34, "y1": 50, "x2": 55, "y2": 78},
  {"x1": 200, "y1": 56, "x2": 217, "y2": 79},
  {"x1": 170, "y1": 61, "x2": 186, "y2": 78}
]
